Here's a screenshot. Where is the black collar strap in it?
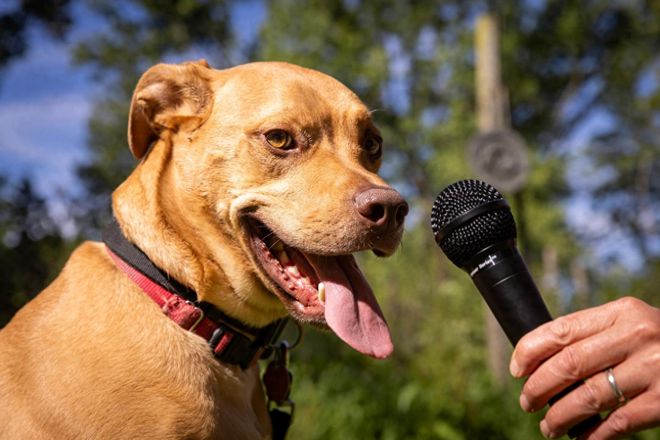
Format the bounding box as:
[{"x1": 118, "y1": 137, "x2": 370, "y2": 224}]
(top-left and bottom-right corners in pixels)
[{"x1": 102, "y1": 218, "x2": 288, "y2": 369}]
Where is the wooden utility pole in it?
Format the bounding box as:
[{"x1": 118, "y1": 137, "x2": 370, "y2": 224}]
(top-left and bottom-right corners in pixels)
[
  {"x1": 474, "y1": 13, "x2": 512, "y2": 386},
  {"x1": 475, "y1": 15, "x2": 507, "y2": 133}
]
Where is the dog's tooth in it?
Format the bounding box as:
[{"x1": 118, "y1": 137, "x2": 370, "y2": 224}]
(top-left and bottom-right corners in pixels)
[
  {"x1": 286, "y1": 265, "x2": 300, "y2": 278},
  {"x1": 278, "y1": 251, "x2": 290, "y2": 264},
  {"x1": 318, "y1": 282, "x2": 326, "y2": 304}
]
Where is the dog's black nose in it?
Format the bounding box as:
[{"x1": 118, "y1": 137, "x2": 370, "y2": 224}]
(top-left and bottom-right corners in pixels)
[{"x1": 354, "y1": 187, "x2": 408, "y2": 231}]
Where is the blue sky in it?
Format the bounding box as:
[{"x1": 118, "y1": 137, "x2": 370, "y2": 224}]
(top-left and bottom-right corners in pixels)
[
  {"x1": 0, "y1": 3, "x2": 99, "y2": 199},
  {"x1": 0, "y1": 57, "x2": 92, "y2": 197}
]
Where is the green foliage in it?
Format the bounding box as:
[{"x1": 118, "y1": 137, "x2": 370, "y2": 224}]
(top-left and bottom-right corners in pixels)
[
  {"x1": 0, "y1": 178, "x2": 75, "y2": 326},
  {"x1": 498, "y1": 0, "x2": 660, "y2": 265},
  {"x1": 1, "y1": 0, "x2": 659, "y2": 438},
  {"x1": 0, "y1": 0, "x2": 72, "y2": 68}
]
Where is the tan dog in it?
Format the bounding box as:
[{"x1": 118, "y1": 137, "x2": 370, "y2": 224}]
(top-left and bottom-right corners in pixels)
[{"x1": 0, "y1": 60, "x2": 408, "y2": 439}]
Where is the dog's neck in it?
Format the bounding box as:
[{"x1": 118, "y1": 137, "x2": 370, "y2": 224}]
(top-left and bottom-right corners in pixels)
[
  {"x1": 113, "y1": 137, "x2": 287, "y2": 328},
  {"x1": 113, "y1": 138, "x2": 209, "y2": 294},
  {"x1": 113, "y1": 136, "x2": 246, "y2": 303},
  {"x1": 103, "y1": 217, "x2": 288, "y2": 369}
]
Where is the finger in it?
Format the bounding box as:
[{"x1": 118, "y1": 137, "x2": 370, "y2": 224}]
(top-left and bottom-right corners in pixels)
[
  {"x1": 511, "y1": 301, "x2": 621, "y2": 378},
  {"x1": 520, "y1": 327, "x2": 629, "y2": 410},
  {"x1": 539, "y1": 361, "x2": 647, "y2": 438},
  {"x1": 582, "y1": 391, "x2": 660, "y2": 440}
]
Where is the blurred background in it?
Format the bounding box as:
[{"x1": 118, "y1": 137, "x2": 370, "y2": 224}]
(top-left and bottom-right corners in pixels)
[{"x1": 0, "y1": 0, "x2": 658, "y2": 438}]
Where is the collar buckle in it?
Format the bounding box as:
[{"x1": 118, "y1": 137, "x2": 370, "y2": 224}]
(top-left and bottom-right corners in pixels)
[{"x1": 186, "y1": 301, "x2": 205, "y2": 332}]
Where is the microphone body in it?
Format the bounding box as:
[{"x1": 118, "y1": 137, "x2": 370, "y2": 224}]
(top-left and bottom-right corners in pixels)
[
  {"x1": 431, "y1": 179, "x2": 600, "y2": 439},
  {"x1": 464, "y1": 242, "x2": 551, "y2": 345}
]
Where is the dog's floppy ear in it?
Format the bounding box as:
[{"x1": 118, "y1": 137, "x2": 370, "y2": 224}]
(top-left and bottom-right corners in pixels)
[{"x1": 128, "y1": 59, "x2": 213, "y2": 159}]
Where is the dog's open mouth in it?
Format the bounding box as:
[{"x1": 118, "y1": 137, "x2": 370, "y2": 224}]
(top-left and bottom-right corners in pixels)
[{"x1": 246, "y1": 218, "x2": 393, "y2": 359}]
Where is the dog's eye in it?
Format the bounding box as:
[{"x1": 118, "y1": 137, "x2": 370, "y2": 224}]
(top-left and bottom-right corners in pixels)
[
  {"x1": 364, "y1": 135, "x2": 382, "y2": 159},
  {"x1": 265, "y1": 130, "x2": 294, "y2": 149}
]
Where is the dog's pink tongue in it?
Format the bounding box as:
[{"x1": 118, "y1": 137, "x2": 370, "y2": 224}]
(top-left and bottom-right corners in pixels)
[{"x1": 307, "y1": 254, "x2": 393, "y2": 359}]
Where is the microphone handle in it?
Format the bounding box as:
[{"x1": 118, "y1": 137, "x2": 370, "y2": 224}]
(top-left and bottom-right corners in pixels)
[
  {"x1": 465, "y1": 243, "x2": 601, "y2": 438},
  {"x1": 466, "y1": 242, "x2": 551, "y2": 345}
]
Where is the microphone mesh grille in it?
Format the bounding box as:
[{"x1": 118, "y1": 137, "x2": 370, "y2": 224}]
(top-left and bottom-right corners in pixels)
[{"x1": 430, "y1": 179, "x2": 517, "y2": 267}]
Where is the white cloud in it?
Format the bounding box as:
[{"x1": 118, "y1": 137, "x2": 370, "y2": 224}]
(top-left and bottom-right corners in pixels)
[{"x1": 0, "y1": 92, "x2": 91, "y2": 194}]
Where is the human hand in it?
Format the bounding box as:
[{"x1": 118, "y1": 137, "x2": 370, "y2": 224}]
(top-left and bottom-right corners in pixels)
[{"x1": 509, "y1": 297, "x2": 660, "y2": 439}]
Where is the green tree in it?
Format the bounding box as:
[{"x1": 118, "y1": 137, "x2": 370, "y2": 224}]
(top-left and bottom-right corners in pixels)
[
  {"x1": 0, "y1": 178, "x2": 73, "y2": 326},
  {"x1": 0, "y1": 0, "x2": 72, "y2": 69},
  {"x1": 0, "y1": 0, "x2": 78, "y2": 327},
  {"x1": 498, "y1": 0, "x2": 660, "y2": 270}
]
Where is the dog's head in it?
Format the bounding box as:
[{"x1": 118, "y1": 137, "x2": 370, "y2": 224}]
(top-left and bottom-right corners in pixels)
[{"x1": 123, "y1": 60, "x2": 408, "y2": 358}]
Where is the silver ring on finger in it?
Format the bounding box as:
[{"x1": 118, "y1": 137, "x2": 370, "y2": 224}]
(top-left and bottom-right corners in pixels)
[{"x1": 606, "y1": 367, "x2": 627, "y2": 406}]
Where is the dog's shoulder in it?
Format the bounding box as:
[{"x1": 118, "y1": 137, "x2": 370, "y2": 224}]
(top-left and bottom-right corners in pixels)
[{"x1": 65, "y1": 240, "x2": 112, "y2": 272}]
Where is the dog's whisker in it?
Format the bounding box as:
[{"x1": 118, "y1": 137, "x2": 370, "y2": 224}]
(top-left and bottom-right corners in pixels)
[
  {"x1": 261, "y1": 230, "x2": 278, "y2": 243},
  {"x1": 258, "y1": 228, "x2": 286, "y2": 253},
  {"x1": 267, "y1": 239, "x2": 285, "y2": 252}
]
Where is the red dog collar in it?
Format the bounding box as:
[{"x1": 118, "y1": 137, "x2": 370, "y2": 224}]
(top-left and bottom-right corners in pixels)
[{"x1": 103, "y1": 219, "x2": 287, "y2": 370}]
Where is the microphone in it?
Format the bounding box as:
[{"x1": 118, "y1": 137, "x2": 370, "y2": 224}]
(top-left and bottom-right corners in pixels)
[{"x1": 430, "y1": 179, "x2": 600, "y2": 438}]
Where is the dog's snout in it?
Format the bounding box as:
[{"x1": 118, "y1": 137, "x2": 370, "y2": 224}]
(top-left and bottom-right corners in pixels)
[{"x1": 354, "y1": 188, "x2": 408, "y2": 231}]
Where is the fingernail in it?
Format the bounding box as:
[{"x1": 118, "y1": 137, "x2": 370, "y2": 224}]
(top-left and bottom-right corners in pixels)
[
  {"x1": 540, "y1": 420, "x2": 557, "y2": 439},
  {"x1": 520, "y1": 394, "x2": 532, "y2": 412},
  {"x1": 509, "y1": 358, "x2": 522, "y2": 377}
]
